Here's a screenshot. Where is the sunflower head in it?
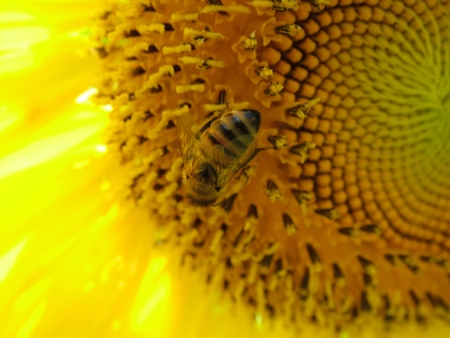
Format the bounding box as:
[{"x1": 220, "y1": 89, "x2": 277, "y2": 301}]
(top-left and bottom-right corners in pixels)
[{"x1": 92, "y1": 0, "x2": 450, "y2": 332}]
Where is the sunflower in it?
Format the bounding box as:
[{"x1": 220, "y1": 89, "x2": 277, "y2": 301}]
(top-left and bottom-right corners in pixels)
[{"x1": 1, "y1": 0, "x2": 450, "y2": 337}]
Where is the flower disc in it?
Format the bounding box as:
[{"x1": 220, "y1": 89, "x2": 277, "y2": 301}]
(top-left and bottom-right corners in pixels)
[{"x1": 93, "y1": 0, "x2": 450, "y2": 330}]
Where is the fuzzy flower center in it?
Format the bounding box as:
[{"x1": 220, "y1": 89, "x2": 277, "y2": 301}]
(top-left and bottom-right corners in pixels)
[{"x1": 92, "y1": 0, "x2": 450, "y2": 330}]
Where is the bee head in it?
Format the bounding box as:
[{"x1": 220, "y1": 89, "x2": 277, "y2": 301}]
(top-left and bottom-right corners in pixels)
[
  {"x1": 184, "y1": 161, "x2": 219, "y2": 206},
  {"x1": 193, "y1": 161, "x2": 218, "y2": 184}
]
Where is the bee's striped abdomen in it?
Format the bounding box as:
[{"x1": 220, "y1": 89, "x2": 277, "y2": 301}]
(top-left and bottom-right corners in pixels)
[
  {"x1": 195, "y1": 116, "x2": 218, "y2": 140},
  {"x1": 228, "y1": 110, "x2": 260, "y2": 136},
  {"x1": 199, "y1": 110, "x2": 260, "y2": 166}
]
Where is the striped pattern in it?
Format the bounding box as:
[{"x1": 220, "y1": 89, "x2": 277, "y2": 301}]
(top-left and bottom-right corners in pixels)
[{"x1": 197, "y1": 110, "x2": 260, "y2": 166}]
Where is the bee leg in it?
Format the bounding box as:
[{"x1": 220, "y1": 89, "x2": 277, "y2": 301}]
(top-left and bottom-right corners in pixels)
[
  {"x1": 265, "y1": 135, "x2": 289, "y2": 150},
  {"x1": 242, "y1": 147, "x2": 265, "y2": 166},
  {"x1": 244, "y1": 145, "x2": 278, "y2": 166}
]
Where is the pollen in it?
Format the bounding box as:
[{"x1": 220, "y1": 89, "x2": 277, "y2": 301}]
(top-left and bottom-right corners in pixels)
[
  {"x1": 242, "y1": 31, "x2": 258, "y2": 51},
  {"x1": 93, "y1": 0, "x2": 450, "y2": 333}
]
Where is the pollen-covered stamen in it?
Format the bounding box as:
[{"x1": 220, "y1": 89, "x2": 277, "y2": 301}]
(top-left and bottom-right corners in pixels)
[
  {"x1": 170, "y1": 12, "x2": 199, "y2": 23},
  {"x1": 148, "y1": 85, "x2": 162, "y2": 93},
  {"x1": 291, "y1": 189, "x2": 312, "y2": 204},
  {"x1": 289, "y1": 142, "x2": 316, "y2": 163},
  {"x1": 361, "y1": 291, "x2": 372, "y2": 312},
  {"x1": 267, "y1": 135, "x2": 287, "y2": 150},
  {"x1": 260, "y1": 253, "x2": 275, "y2": 269},
  {"x1": 231, "y1": 165, "x2": 257, "y2": 190},
  {"x1": 266, "y1": 179, "x2": 282, "y2": 203},
  {"x1": 337, "y1": 227, "x2": 359, "y2": 237},
  {"x1": 201, "y1": 4, "x2": 251, "y2": 14},
  {"x1": 234, "y1": 226, "x2": 256, "y2": 257},
  {"x1": 264, "y1": 82, "x2": 284, "y2": 96},
  {"x1": 306, "y1": 243, "x2": 322, "y2": 272},
  {"x1": 383, "y1": 295, "x2": 395, "y2": 322},
  {"x1": 409, "y1": 290, "x2": 427, "y2": 322},
  {"x1": 123, "y1": 29, "x2": 141, "y2": 38},
  {"x1": 248, "y1": 0, "x2": 299, "y2": 11},
  {"x1": 147, "y1": 105, "x2": 189, "y2": 139},
  {"x1": 184, "y1": 26, "x2": 225, "y2": 43},
  {"x1": 291, "y1": 189, "x2": 312, "y2": 214},
  {"x1": 203, "y1": 91, "x2": 249, "y2": 113},
  {"x1": 244, "y1": 204, "x2": 258, "y2": 230},
  {"x1": 314, "y1": 208, "x2": 340, "y2": 220},
  {"x1": 255, "y1": 66, "x2": 273, "y2": 81},
  {"x1": 162, "y1": 43, "x2": 195, "y2": 55},
  {"x1": 303, "y1": 0, "x2": 330, "y2": 11},
  {"x1": 357, "y1": 256, "x2": 376, "y2": 276},
  {"x1": 359, "y1": 225, "x2": 382, "y2": 236},
  {"x1": 299, "y1": 267, "x2": 310, "y2": 300},
  {"x1": 210, "y1": 224, "x2": 228, "y2": 252},
  {"x1": 285, "y1": 98, "x2": 320, "y2": 120},
  {"x1": 178, "y1": 56, "x2": 225, "y2": 70},
  {"x1": 363, "y1": 273, "x2": 374, "y2": 288},
  {"x1": 427, "y1": 293, "x2": 449, "y2": 315},
  {"x1": 176, "y1": 78, "x2": 206, "y2": 93},
  {"x1": 242, "y1": 31, "x2": 258, "y2": 51},
  {"x1": 131, "y1": 66, "x2": 146, "y2": 76},
  {"x1": 138, "y1": 23, "x2": 174, "y2": 34},
  {"x1": 285, "y1": 105, "x2": 306, "y2": 120},
  {"x1": 332, "y1": 263, "x2": 345, "y2": 287},
  {"x1": 144, "y1": 64, "x2": 180, "y2": 90},
  {"x1": 143, "y1": 45, "x2": 159, "y2": 54},
  {"x1": 142, "y1": 4, "x2": 155, "y2": 11},
  {"x1": 282, "y1": 213, "x2": 296, "y2": 235},
  {"x1": 274, "y1": 24, "x2": 302, "y2": 37},
  {"x1": 204, "y1": 0, "x2": 228, "y2": 16}
]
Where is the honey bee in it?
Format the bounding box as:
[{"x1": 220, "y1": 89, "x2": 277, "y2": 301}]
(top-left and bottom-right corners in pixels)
[{"x1": 177, "y1": 109, "x2": 261, "y2": 206}]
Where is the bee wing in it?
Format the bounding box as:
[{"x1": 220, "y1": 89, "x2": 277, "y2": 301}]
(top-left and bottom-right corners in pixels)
[
  {"x1": 213, "y1": 135, "x2": 259, "y2": 190},
  {"x1": 176, "y1": 112, "x2": 198, "y2": 163}
]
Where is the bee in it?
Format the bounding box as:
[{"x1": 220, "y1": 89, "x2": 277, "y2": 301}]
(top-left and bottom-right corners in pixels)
[{"x1": 177, "y1": 109, "x2": 261, "y2": 206}]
